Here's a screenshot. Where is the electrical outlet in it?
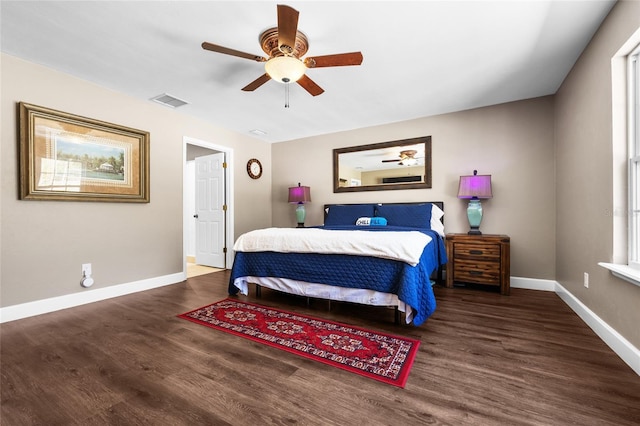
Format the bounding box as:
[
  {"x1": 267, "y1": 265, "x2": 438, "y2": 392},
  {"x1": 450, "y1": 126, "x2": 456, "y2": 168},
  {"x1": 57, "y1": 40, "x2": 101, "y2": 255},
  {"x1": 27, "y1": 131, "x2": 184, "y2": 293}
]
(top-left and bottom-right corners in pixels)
[
  {"x1": 82, "y1": 263, "x2": 92, "y2": 276},
  {"x1": 584, "y1": 272, "x2": 589, "y2": 288}
]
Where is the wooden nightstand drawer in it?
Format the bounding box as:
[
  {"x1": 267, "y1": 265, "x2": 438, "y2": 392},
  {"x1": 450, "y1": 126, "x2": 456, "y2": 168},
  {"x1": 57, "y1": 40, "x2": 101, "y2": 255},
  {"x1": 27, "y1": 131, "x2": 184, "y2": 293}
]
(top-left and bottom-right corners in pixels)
[
  {"x1": 454, "y1": 243, "x2": 500, "y2": 261},
  {"x1": 446, "y1": 233, "x2": 510, "y2": 295},
  {"x1": 453, "y1": 259, "x2": 500, "y2": 286}
]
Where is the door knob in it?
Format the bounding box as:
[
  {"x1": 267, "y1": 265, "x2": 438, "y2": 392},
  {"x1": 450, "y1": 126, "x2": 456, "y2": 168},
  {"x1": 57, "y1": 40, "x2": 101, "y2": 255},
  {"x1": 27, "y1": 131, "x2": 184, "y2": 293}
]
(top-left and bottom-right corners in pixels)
[{"x1": 193, "y1": 214, "x2": 198, "y2": 218}]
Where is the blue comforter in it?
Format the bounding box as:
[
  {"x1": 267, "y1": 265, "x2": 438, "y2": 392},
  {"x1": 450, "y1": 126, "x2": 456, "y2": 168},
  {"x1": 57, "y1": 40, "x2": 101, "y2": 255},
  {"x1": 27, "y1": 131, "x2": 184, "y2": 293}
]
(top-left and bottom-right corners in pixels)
[{"x1": 229, "y1": 226, "x2": 447, "y2": 326}]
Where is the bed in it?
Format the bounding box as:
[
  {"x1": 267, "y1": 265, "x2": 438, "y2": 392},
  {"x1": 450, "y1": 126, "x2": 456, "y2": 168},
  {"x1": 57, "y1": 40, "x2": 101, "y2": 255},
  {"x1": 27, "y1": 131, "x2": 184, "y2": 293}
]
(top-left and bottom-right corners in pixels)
[{"x1": 228, "y1": 202, "x2": 447, "y2": 326}]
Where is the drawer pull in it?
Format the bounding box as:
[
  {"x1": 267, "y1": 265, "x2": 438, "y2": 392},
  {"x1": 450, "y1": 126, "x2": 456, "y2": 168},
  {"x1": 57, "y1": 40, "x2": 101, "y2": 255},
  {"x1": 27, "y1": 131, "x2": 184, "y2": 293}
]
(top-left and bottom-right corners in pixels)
[
  {"x1": 469, "y1": 271, "x2": 483, "y2": 276},
  {"x1": 469, "y1": 250, "x2": 483, "y2": 255}
]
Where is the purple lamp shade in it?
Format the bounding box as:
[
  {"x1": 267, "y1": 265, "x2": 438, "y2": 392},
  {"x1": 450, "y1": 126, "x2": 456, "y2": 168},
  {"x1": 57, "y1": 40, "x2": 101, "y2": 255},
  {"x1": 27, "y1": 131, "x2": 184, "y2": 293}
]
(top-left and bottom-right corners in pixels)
[
  {"x1": 288, "y1": 184, "x2": 311, "y2": 204},
  {"x1": 457, "y1": 172, "x2": 493, "y2": 199}
]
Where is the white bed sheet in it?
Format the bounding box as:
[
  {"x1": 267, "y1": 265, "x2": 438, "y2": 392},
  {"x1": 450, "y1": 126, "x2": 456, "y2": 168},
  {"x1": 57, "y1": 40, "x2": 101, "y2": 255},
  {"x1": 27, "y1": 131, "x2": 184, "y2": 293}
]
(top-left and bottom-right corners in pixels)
[{"x1": 233, "y1": 276, "x2": 415, "y2": 324}]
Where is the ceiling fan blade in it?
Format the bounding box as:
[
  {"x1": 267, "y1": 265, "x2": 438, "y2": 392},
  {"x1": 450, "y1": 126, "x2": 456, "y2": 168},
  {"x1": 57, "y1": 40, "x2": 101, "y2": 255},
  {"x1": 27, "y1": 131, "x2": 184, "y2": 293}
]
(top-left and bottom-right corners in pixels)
[
  {"x1": 297, "y1": 74, "x2": 324, "y2": 96},
  {"x1": 202, "y1": 42, "x2": 266, "y2": 62},
  {"x1": 242, "y1": 74, "x2": 272, "y2": 91},
  {"x1": 277, "y1": 5, "x2": 299, "y2": 54},
  {"x1": 304, "y1": 52, "x2": 363, "y2": 68}
]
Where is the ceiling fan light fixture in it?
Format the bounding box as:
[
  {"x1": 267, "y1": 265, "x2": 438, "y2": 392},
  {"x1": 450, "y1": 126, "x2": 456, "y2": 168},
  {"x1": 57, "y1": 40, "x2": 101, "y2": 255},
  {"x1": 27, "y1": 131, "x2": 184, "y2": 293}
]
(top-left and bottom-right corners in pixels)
[{"x1": 265, "y1": 56, "x2": 306, "y2": 83}]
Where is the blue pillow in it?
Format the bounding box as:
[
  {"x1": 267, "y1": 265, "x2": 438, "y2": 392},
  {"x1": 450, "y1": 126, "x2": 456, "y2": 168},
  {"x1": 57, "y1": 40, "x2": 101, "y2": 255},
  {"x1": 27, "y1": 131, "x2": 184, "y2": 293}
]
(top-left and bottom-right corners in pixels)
[
  {"x1": 325, "y1": 204, "x2": 375, "y2": 226},
  {"x1": 375, "y1": 203, "x2": 432, "y2": 228}
]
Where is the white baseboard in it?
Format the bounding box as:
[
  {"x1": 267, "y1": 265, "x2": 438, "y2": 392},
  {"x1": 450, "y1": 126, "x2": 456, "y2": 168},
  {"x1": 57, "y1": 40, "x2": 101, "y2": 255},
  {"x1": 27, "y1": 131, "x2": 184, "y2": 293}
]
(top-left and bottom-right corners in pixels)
[
  {"x1": 512, "y1": 276, "x2": 640, "y2": 376},
  {"x1": 0, "y1": 271, "x2": 187, "y2": 323},
  {"x1": 511, "y1": 276, "x2": 557, "y2": 291}
]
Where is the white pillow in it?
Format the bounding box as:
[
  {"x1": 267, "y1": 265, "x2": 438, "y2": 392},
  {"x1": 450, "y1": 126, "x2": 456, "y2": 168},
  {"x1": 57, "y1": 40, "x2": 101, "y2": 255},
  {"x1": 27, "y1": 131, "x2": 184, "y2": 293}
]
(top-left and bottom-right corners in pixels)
[{"x1": 430, "y1": 204, "x2": 445, "y2": 237}]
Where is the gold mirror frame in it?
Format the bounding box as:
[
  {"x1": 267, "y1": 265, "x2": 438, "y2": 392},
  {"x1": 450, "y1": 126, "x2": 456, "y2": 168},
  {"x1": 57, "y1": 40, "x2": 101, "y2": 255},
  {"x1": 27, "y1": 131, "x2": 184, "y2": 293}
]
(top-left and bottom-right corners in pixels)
[{"x1": 333, "y1": 136, "x2": 432, "y2": 193}]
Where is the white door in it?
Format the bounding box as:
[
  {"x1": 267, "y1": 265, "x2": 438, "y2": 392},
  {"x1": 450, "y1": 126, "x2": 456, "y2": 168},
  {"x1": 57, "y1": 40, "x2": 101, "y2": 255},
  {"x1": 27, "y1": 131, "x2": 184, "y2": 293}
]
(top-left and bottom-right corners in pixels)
[{"x1": 194, "y1": 153, "x2": 225, "y2": 268}]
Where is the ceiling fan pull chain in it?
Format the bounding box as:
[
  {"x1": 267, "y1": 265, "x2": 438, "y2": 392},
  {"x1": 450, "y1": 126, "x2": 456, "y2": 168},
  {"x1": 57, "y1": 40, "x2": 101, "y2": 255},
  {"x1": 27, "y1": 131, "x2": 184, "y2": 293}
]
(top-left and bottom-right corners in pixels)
[{"x1": 284, "y1": 83, "x2": 290, "y2": 108}]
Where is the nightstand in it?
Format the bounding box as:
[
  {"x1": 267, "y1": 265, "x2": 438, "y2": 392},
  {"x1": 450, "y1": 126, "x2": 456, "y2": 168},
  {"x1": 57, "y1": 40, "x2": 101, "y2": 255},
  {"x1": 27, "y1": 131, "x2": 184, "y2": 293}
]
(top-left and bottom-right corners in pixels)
[{"x1": 445, "y1": 233, "x2": 510, "y2": 295}]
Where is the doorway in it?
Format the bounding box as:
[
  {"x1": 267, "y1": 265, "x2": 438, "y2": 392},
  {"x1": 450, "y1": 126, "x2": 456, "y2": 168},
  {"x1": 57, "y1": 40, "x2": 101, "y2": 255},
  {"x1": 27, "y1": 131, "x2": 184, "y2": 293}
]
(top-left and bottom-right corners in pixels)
[{"x1": 183, "y1": 137, "x2": 235, "y2": 274}]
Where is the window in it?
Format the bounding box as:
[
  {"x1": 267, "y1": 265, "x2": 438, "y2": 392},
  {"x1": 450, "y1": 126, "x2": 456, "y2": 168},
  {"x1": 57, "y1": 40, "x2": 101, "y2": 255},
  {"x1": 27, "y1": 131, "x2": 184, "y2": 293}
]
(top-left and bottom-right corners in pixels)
[
  {"x1": 600, "y1": 40, "x2": 640, "y2": 286},
  {"x1": 630, "y1": 44, "x2": 640, "y2": 270}
]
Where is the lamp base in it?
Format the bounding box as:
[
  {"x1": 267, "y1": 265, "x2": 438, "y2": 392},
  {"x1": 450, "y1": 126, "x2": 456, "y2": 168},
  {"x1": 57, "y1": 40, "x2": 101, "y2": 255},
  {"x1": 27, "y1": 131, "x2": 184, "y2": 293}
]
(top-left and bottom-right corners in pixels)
[
  {"x1": 467, "y1": 198, "x2": 483, "y2": 235},
  {"x1": 295, "y1": 203, "x2": 306, "y2": 228}
]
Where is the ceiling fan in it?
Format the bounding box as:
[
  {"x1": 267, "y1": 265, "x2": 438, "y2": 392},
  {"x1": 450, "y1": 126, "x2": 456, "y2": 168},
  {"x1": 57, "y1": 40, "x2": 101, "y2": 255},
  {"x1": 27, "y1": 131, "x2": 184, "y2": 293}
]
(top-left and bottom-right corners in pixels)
[
  {"x1": 382, "y1": 150, "x2": 420, "y2": 166},
  {"x1": 201, "y1": 4, "x2": 363, "y2": 96}
]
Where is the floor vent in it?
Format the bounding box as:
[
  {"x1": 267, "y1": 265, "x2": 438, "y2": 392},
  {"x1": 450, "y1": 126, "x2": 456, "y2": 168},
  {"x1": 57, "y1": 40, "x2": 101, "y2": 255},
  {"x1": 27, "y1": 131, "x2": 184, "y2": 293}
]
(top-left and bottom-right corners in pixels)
[{"x1": 151, "y1": 93, "x2": 189, "y2": 108}]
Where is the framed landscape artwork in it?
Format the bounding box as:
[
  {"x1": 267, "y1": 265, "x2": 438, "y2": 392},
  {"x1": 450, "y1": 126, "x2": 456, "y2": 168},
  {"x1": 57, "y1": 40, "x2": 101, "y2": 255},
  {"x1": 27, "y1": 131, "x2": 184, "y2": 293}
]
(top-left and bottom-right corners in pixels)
[{"x1": 18, "y1": 102, "x2": 150, "y2": 202}]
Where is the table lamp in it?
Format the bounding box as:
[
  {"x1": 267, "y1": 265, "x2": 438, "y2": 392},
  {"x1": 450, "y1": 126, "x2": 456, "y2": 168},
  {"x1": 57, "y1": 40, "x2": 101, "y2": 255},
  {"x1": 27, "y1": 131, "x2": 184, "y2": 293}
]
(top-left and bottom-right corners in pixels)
[
  {"x1": 288, "y1": 183, "x2": 311, "y2": 227},
  {"x1": 457, "y1": 170, "x2": 492, "y2": 235}
]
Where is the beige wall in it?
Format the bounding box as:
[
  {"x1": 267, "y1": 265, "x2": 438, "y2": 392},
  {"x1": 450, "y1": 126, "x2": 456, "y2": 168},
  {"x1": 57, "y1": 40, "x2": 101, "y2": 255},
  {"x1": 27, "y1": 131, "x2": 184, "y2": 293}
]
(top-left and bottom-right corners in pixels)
[
  {"x1": 272, "y1": 96, "x2": 556, "y2": 280},
  {"x1": 555, "y1": 0, "x2": 640, "y2": 348},
  {"x1": 0, "y1": 54, "x2": 272, "y2": 307}
]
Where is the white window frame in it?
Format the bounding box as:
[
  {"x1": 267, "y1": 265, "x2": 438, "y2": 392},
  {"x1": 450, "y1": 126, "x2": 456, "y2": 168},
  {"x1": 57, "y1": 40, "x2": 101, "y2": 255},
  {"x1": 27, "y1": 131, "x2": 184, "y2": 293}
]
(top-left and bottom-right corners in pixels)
[{"x1": 629, "y1": 44, "x2": 640, "y2": 270}]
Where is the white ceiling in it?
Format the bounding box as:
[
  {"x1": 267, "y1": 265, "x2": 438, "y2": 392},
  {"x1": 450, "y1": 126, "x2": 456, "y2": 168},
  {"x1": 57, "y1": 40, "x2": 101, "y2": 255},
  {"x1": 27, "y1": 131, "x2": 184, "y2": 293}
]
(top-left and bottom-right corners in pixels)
[{"x1": 1, "y1": 1, "x2": 616, "y2": 143}]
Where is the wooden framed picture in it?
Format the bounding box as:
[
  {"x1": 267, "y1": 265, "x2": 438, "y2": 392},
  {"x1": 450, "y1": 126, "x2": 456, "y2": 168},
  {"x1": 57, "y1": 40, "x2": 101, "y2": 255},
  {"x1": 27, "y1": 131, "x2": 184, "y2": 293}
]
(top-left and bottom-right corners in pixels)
[{"x1": 18, "y1": 102, "x2": 150, "y2": 202}]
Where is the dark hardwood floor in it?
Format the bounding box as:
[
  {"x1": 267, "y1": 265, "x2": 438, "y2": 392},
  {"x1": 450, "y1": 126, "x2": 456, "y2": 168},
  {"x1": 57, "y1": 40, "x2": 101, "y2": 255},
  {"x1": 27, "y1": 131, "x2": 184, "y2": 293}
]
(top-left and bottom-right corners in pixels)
[{"x1": 2, "y1": 270, "x2": 639, "y2": 425}]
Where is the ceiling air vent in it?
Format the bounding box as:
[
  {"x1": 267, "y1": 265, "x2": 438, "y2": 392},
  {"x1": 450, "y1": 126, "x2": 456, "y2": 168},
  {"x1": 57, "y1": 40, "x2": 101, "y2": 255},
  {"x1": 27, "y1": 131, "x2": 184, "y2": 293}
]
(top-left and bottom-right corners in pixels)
[{"x1": 151, "y1": 93, "x2": 189, "y2": 108}]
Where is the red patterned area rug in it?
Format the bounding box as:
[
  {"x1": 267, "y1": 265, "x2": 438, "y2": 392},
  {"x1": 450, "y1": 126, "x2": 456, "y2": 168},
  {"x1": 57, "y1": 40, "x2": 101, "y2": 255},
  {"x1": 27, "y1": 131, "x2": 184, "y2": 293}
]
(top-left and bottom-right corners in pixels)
[{"x1": 178, "y1": 298, "x2": 420, "y2": 388}]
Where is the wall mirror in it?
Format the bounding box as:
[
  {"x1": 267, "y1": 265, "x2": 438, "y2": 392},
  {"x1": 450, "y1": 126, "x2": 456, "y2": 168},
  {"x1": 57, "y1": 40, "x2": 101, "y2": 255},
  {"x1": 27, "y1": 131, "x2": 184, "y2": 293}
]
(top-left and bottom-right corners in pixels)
[{"x1": 333, "y1": 136, "x2": 432, "y2": 193}]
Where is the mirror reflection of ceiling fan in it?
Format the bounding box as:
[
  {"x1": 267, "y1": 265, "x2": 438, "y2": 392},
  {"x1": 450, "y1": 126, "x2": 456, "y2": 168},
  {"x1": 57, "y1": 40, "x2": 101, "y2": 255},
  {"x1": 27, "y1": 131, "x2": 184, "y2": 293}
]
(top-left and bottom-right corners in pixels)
[
  {"x1": 201, "y1": 4, "x2": 364, "y2": 96},
  {"x1": 382, "y1": 150, "x2": 422, "y2": 166}
]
